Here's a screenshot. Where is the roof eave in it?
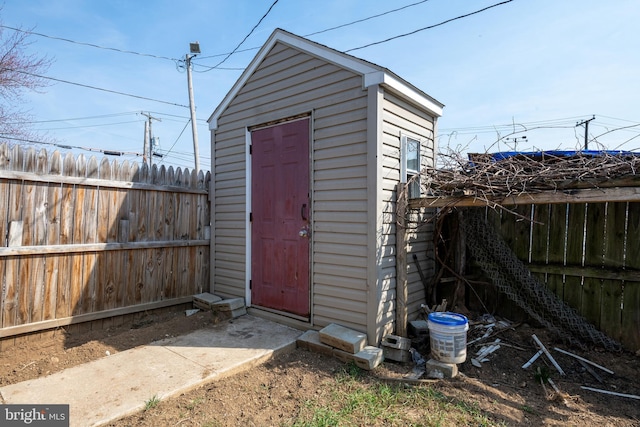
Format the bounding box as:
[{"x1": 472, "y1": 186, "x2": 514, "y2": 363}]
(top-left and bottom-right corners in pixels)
[{"x1": 209, "y1": 28, "x2": 444, "y2": 129}]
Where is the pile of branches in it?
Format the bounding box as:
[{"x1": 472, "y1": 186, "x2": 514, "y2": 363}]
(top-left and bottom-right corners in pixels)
[{"x1": 423, "y1": 150, "x2": 640, "y2": 198}]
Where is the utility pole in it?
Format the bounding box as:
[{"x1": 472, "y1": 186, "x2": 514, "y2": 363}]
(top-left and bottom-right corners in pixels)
[
  {"x1": 576, "y1": 115, "x2": 595, "y2": 150},
  {"x1": 143, "y1": 120, "x2": 149, "y2": 165},
  {"x1": 186, "y1": 42, "x2": 201, "y2": 173},
  {"x1": 505, "y1": 135, "x2": 527, "y2": 151},
  {"x1": 141, "y1": 112, "x2": 161, "y2": 168}
]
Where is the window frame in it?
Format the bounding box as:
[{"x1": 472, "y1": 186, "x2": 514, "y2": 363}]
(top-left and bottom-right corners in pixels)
[{"x1": 400, "y1": 133, "x2": 422, "y2": 197}]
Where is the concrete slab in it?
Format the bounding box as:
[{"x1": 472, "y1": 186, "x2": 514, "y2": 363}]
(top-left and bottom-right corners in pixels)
[
  {"x1": 193, "y1": 293, "x2": 223, "y2": 310},
  {"x1": 0, "y1": 315, "x2": 300, "y2": 427},
  {"x1": 332, "y1": 348, "x2": 355, "y2": 363},
  {"x1": 426, "y1": 358, "x2": 458, "y2": 379},
  {"x1": 319, "y1": 323, "x2": 366, "y2": 354},
  {"x1": 353, "y1": 346, "x2": 384, "y2": 370},
  {"x1": 212, "y1": 298, "x2": 245, "y2": 312},
  {"x1": 296, "y1": 330, "x2": 334, "y2": 356}
]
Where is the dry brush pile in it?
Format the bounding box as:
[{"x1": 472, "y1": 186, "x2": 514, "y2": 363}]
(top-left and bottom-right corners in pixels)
[{"x1": 422, "y1": 151, "x2": 640, "y2": 199}]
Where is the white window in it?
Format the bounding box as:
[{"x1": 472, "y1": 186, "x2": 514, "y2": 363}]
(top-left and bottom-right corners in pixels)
[{"x1": 401, "y1": 134, "x2": 421, "y2": 198}]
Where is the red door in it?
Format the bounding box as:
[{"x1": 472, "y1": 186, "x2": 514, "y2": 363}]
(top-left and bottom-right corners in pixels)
[{"x1": 251, "y1": 118, "x2": 310, "y2": 317}]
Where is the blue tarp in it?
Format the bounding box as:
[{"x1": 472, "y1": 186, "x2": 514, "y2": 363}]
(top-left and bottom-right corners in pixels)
[{"x1": 483, "y1": 150, "x2": 639, "y2": 161}]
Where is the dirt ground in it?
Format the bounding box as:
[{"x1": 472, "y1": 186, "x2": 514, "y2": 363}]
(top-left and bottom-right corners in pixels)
[{"x1": 1, "y1": 309, "x2": 639, "y2": 426}]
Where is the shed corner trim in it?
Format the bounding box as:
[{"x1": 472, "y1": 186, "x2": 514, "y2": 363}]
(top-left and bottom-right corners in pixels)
[{"x1": 372, "y1": 73, "x2": 444, "y2": 118}]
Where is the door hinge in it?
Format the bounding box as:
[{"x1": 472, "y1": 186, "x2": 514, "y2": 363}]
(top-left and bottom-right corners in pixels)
[
  {"x1": 249, "y1": 279, "x2": 252, "y2": 289},
  {"x1": 249, "y1": 212, "x2": 253, "y2": 222},
  {"x1": 249, "y1": 144, "x2": 252, "y2": 155}
]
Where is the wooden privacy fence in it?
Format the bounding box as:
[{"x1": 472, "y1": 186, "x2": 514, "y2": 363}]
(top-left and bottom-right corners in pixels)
[
  {"x1": 0, "y1": 143, "x2": 211, "y2": 339},
  {"x1": 480, "y1": 202, "x2": 640, "y2": 351}
]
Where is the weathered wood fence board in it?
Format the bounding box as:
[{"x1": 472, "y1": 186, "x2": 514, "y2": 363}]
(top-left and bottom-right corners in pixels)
[
  {"x1": 484, "y1": 201, "x2": 640, "y2": 351},
  {"x1": 0, "y1": 144, "x2": 211, "y2": 339}
]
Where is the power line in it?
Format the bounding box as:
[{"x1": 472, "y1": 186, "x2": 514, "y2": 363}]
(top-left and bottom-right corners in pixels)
[
  {"x1": 156, "y1": 119, "x2": 191, "y2": 167},
  {"x1": 5, "y1": 112, "x2": 137, "y2": 125},
  {"x1": 0, "y1": 24, "x2": 179, "y2": 62},
  {"x1": 195, "y1": 0, "x2": 435, "y2": 63},
  {"x1": 196, "y1": 0, "x2": 279, "y2": 72},
  {"x1": 0, "y1": 134, "x2": 143, "y2": 157},
  {"x1": 13, "y1": 69, "x2": 189, "y2": 108},
  {"x1": 345, "y1": 0, "x2": 515, "y2": 52},
  {"x1": 35, "y1": 120, "x2": 141, "y2": 131},
  {"x1": 305, "y1": 0, "x2": 431, "y2": 37}
]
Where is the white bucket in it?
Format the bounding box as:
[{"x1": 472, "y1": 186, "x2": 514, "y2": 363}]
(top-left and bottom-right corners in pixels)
[{"x1": 427, "y1": 312, "x2": 469, "y2": 364}]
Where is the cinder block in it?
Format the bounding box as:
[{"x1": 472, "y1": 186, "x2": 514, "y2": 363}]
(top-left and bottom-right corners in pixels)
[
  {"x1": 230, "y1": 306, "x2": 247, "y2": 318},
  {"x1": 212, "y1": 306, "x2": 246, "y2": 321},
  {"x1": 425, "y1": 358, "x2": 458, "y2": 379},
  {"x1": 409, "y1": 320, "x2": 430, "y2": 337},
  {"x1": 319, "y1": 323, "x2": 367, "y2": 354},
  {"x1": 193, "y1": 293, "x2": 223, "y2": 310},
  {"x1": 212, "y1": 298, "x2": 245, "y2": 312},
  {"x1": 381, "y1": 334, "x2": 412, "y2": 351},
  {"x1": 353, "y1": 346, "x2": 384, "y2": 370},
  {"x1": 297, "y1": 330, "x2": 334, "y2": 356},
  {"x1": 333, "y1": 348, "x2": 355, "y2": 363},
  {"x1": 382, "y1": 346, "x2": 411, "y2": 363}
]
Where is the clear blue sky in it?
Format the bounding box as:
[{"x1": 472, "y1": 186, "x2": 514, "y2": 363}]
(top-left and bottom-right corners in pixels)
[{"x1": 3, "y1": 0, "x2": 639, "y2": 171}]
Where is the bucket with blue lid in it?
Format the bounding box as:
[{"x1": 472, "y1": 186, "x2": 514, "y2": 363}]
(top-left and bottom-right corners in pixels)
[{"x1": 427, "y1": 312, "x2": 469, "y2": 364}]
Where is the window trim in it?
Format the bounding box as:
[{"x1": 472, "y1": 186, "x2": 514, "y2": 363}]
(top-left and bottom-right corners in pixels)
[
  {"x1": 400, "y1": 133, "x2": 422, "y2": 197},
  {"x1": 400, "y1": 134, "x2": 421, "y2": 182}
]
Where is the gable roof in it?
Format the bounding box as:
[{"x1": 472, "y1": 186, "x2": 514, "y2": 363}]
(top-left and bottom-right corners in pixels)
[{"x1": 208, "y1": 28, "x2": 444, "y2": 129}]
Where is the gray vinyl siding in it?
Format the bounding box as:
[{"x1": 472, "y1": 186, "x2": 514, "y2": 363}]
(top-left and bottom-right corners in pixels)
[
  {"x1": 213, "y1": 42, "x2": 370, "y2": 331},
  {"x1": 381, "y1": 90, "x2": 436, "y2": 327}
]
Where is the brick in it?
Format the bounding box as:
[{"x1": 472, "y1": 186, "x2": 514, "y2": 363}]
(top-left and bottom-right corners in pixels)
[
  {"x1": 425, "y1": 358, "x2": 458, "y2": 379},
  {"x1": 381, "y1": 334, "x2": 411, "y2": 350},
  {"x1": 297, "y1": 330, "x2": 334, "y2": 356},
  {"x1": 353, "y1": 346, "x2": 384, "y2": 370},
  {"x1": 319, "y1": 323, "x2": 367, "y2": 354},
  {"x1": 212, "y1": 298, "x2": 245, "y2": 312},
  {"x1": 382, "y1": 346, "x2": 411, "y2": 363}
]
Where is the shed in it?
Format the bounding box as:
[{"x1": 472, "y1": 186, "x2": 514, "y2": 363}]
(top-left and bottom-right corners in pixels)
[{"x1": 208, "y1": 28, "x2": 443, "y2": 344}]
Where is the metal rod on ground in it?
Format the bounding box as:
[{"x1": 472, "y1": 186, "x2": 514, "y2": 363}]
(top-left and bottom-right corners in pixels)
[
  {"x1": 578, "y1": 360, "x2": 604, "y2": 383},
  {"x1": 553, "y1": 347, "x2": 614, "y2": 375},
  {"x1": 581, "y1": 386, "x2": 640, "y2": 400},
  {"x1": 532, "y1": 334, "x2": 565, "y2": 376},
  {"x1": 547, "y1": 377, "x2": 561, "y2": 395},
  {"x1": 522, "y1": 349, "x2": 543, "y2": 369}
]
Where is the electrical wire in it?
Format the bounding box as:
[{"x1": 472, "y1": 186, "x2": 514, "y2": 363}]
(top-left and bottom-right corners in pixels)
[
  {"x1": 305, "y1": 0, "x2": 431, "y2": 37},
  {"x1": 6, "y1": 112, "x2": 138, "y2": 125},
  {"x1": 35, "y1": 120, "x2": 141, "y2": 131},
  {"x1": 195, "y1": 0, "x2": 279, "y2": 72},
  {"x1": 195, "y1": 0, "x2": 435, "y2": 63},
  {"x1": 0, "y1": 134, "x2": 143, "y2": 157},
  {"x1": 345, "y1": 0, "x2": 515, "y2": 52},
  {"x1": 0, "y1": 24, "x2": 179, "y2": 62},
  {"x1": 156, "y1": 119, "x2": 191, "y2": 167},
  {"x1": 12, "y1": 69, "x2": 189, "y2": 108}
]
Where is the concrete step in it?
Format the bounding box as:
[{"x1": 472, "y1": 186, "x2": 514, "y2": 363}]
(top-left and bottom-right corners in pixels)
[
  {"x1": 193, "y1": 293, "x2": 223, "y2": 310},
  {"x1": 296, "y1": 330, "x2": 334, "y2": 356},
  {"x1": 211, "y1": 297, "x2": 245, "y2": 312},
  {"x1": 318, "y1": 323, "x2": 367, "y2": 354}
]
